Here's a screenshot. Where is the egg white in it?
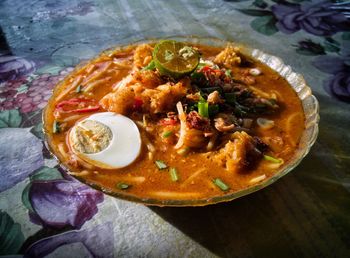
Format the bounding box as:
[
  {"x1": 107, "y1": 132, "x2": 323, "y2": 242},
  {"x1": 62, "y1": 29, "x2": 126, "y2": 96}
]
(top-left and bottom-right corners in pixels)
[{"x1": 69, "y1": 112, "x2": 141, "y2": 169}]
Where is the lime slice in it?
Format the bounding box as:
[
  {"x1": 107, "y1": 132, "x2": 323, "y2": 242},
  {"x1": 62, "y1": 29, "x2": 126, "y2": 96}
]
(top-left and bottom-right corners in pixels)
[{"x1": 153, "y1": 40, "x2": 199, "y2": 79}]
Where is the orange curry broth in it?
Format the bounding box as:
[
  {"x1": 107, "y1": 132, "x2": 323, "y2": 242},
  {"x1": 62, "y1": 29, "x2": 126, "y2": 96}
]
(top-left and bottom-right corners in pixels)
[{"x1": 44, "y1": 43, "x2": 305, "y2": 201}]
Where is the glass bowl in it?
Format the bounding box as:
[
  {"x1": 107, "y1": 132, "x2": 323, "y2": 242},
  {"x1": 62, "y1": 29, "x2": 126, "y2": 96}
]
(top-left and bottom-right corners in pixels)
[{"x1": 43, "y1": 36, "x2": 319, "y2": 206}]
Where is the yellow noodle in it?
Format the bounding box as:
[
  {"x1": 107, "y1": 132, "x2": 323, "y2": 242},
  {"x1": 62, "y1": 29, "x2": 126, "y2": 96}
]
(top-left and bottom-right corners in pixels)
[
  {"x1": 57, "y1": 143, "x2": 69, "y2": 160},
  {"x1": 141, "y1": 132, "x2": 155, "y2": 152},
  {"x1": 69, "y1": 170, "x2": 91, "y2": 176},
  {"x1": 112, "y1": 61, "x2": 132, "y2": 69},
  {"x1": 83, "y1": 77, "x2": 112, "y2": 93},
  {"x1": 270, "y1": 90, "x2": 283, "y2": 101},
  {"x1": 86, "y1": 64, "x2": 96, "y2": 74},
  {"x1": 148, "y1": 191, "x2": 201, "y2": 199},
  {"x1": 73, "y1": 154, "x2": 95, "y2": 170},
  {"x1": 61, "y1": 114, "x2": 86, "y2": 123},
  {"x1": 181, "y1": 168, "x2": 206, "y2": 188},
  {"x1": 56, "y1": 75, "x2": 83, "y2": 102},
  {"x1": 249, "y1": 86, "x2": 272, "y2": 99},
  {"x1": 249, "y1": 174, "x2": 266, "y2": 184},
  {"x1": 83, "y1": 61, "x2": 112, "y2": 85},
  {"x1": 285, "y1": 112, "x2": 303, "y2": 146}
]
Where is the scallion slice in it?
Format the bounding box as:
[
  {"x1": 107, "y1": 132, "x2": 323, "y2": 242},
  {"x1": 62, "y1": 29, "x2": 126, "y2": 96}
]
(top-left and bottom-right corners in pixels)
[
  {"x1": 169, "y1": 167, "x2": 179, "y2": 182},
  {"x1": 162, "y1": 131, "x2": 173, "y2": 138},
  {"x1": 263, "y1": 155, "x2": 282, "y2": 163},
  {"x1": 116, "y1": 182, "x2": 130, "y2": 190},
  {"x1": 213, "y1": 178, "x2": 230, "y2": 191},
  {"x1": 155, "y1": 160, "x2": 167, "y2": 170},
  {"x1": 53, "y1": 120, "x2": 60, "y2": 133},
  {"x1": 76, "y1": 85, "x2": 82, "y2": 93},
  {"x1": 198, "y1": 101, "x2": 209, "y2": 118}
]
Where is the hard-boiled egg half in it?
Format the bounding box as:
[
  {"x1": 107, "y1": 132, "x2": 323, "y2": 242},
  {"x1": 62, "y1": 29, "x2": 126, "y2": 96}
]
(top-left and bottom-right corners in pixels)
[{"x1": 68, "y1": 112, "x2": 141, "y2": 169}]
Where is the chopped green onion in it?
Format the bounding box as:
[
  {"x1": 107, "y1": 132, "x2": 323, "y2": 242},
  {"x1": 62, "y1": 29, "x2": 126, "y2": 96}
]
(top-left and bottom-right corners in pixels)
[
  {"x1": 263, "y1": 155, "x2": 282, "y2": 163},
  {"x1": 199, "y1": 95, "x2": 206, "y2": 102},
  {"x1": 213, "y1": 178, "x2": 230, "y2": 191},
  {"x1": 155, "y1": 160, "x2": 167, "y2": 170},
  {"x1": 169, "y1": 167, "x2": 179, "y2": 182},
  {"x1": 162, "y1": 131, "x2": 173, "y2": 138},
  {"x1": 224, "y1": 93, "x2": 236, "y2": 104},
  {"x1": 208, "y1": 104, "x2": 219, "y2": 117},
  {"x1": 198, "y1": 101, "x2": 209, "y2": 118},
  {"x1": 200, "y1": 87, "x2": 222, "y2": 94},
  {"x1": 116, "y1": 182, "x2": 130, "y2": 190},
  {"x1": 191, "y1": 71, "x2": 205, "y2": 80},
  {"x1": 197, "y1": 62, "x2": 207, "y2": 69},
  {"x1": 53, "y1": 120, "x2": 60, "y2": 133},
  {"x1": 75, "y1": 85, "x2": 82, "y2": 93},
  {"x1": 225, "y1": 69, "x2": 232, "y2": 78},
  {"x1": 142, "y1": 60, "x2": 156, "y2": 71}
]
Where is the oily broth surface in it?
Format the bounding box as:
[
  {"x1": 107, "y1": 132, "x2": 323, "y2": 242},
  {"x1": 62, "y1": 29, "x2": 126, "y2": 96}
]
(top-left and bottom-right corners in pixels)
[{"x1": 44, "y1": 43, "x2": 305, "y2": 201}]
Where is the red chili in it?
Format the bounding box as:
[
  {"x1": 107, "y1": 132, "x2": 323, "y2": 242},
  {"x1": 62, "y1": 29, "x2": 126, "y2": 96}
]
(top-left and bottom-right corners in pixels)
[
  {"x1": 160, "y1": 118, "x2": 178, "y2": 126},
  {"x1": 133, "y1": 97, "x2": 143, "y2": 111},
  {"x1": 55, "y1": 98, "x2": 100, "y2": 113},
  {"x1": 69, "y1": 106, "x2": 100, "y2": 113},
  {"x1": 56, "y1": 98, "x2": 91, "y2": 108}
]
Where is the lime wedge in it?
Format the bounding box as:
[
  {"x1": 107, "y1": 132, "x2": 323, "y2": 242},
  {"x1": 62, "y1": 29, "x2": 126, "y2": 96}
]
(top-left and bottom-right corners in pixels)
[{"x1": 153, "y1": 40, "x2": 199, "y2": 79}]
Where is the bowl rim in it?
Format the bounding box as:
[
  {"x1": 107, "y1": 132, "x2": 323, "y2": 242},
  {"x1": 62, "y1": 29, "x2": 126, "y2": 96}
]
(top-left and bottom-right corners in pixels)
[{"x1": 42, "y1": 35, "x2": 320, "y2": 207}]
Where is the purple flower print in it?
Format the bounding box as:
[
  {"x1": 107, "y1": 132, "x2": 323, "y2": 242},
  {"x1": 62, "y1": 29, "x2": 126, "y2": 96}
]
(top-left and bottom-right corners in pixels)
[
  {"x1": 25, "y1": 223, "x2": 114, "y2": 258},
  {"x1": 0, "y1": 55, "x2": 35, "y2": 82},
  {"x1": 271, "y1": 1, "x2": 350, "y2": 36},
  {"x1": 0, "y1": 67, "x2": 73, "y2": 113},
  {"x1": 28, "y1": 174, "x2": 104, "y2": 229},
  {"x1": 313, "y1": 42, "x2": 350, "y2": 102},
  {"x1": 0, "y1": 128, "x2": 44, "y2": 192}
]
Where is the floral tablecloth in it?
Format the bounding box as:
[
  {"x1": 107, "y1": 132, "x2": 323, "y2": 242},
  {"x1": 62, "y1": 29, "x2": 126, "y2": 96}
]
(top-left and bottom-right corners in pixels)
[{"x1": 1, "y1": 0, "x2": 350, "y2": 257}]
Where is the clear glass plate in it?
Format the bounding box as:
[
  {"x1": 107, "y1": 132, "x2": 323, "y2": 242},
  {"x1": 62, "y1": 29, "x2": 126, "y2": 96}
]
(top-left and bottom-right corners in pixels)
[{"x1": 43, "y1": 36, "x2": 320, "y2": 206}]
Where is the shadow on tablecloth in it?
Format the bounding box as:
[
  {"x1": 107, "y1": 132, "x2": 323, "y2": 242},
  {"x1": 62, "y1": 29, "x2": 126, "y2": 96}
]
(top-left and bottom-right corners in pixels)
[{"x1": 151, "y1": 123, "x2": 350, "y2": 258}]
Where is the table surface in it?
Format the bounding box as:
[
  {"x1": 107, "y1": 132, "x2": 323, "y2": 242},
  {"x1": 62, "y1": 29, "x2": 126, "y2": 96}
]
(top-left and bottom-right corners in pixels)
[{"x1": 1, "y1": 0, "x2": 350, "y2": 257}]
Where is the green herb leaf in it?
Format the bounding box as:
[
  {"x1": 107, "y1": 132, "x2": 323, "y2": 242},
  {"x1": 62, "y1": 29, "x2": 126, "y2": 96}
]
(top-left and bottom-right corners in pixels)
[
  {"x1": 169, "y1": 167, "x2": 179, "y2": 182},
  {"x1": 342, "y1": 32, "x2": 350, "y2": 40},
  {"x1": 0, "y1": 211, "x2": 25, "y2": 255},
  {"x1": 250, "y1": 16, "x2": 278, "y2": 36},
  {"x1": 224, "y1": 92, "x2": 236, "y2": 104},
  {"x1": 155, "y1": 160, "x2": 167, "y2": 170},
  {"x1": 30, "y1": 122, "x2": 44, "y2": 140},
  {"x1": 0, "y1": 109, "x2": 22, "y2": 128},
  {"x1": 142, "y1": 60, "x2": 156, "y2": 71},
  {"x1": 213, "y1": 178, "x2": 230, "y2": 191},
  {"x1": 30, "y1": 166, "x2": 64, "y2": 182},
  {"x1": 162, "y1": 131, "x2": 173, "y2": 138},
  {"x1": 117, "y1": 182, "x2": 130, "y2": 190},
  {"x1": 21, "y1": 183, "x2": 34, "y2": 212},
  {"x1": 225, "y1": 69, "x2": 232, "y2": 78},
  {"x1": 263, "y1": 155, "x2": 282, "y2": 163},
  {"x1": 253, "y1": 0, "x2": 268, "y2": 9},
  {"x1": 53, "y1": 120, "x2": 60, "y2": 133},
  {"x1": 236, "y1": 9, "x2": 272, "y2": 16},
  {"x1": 323, "y1": 38, "x2": 340, "y2": 53}
]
